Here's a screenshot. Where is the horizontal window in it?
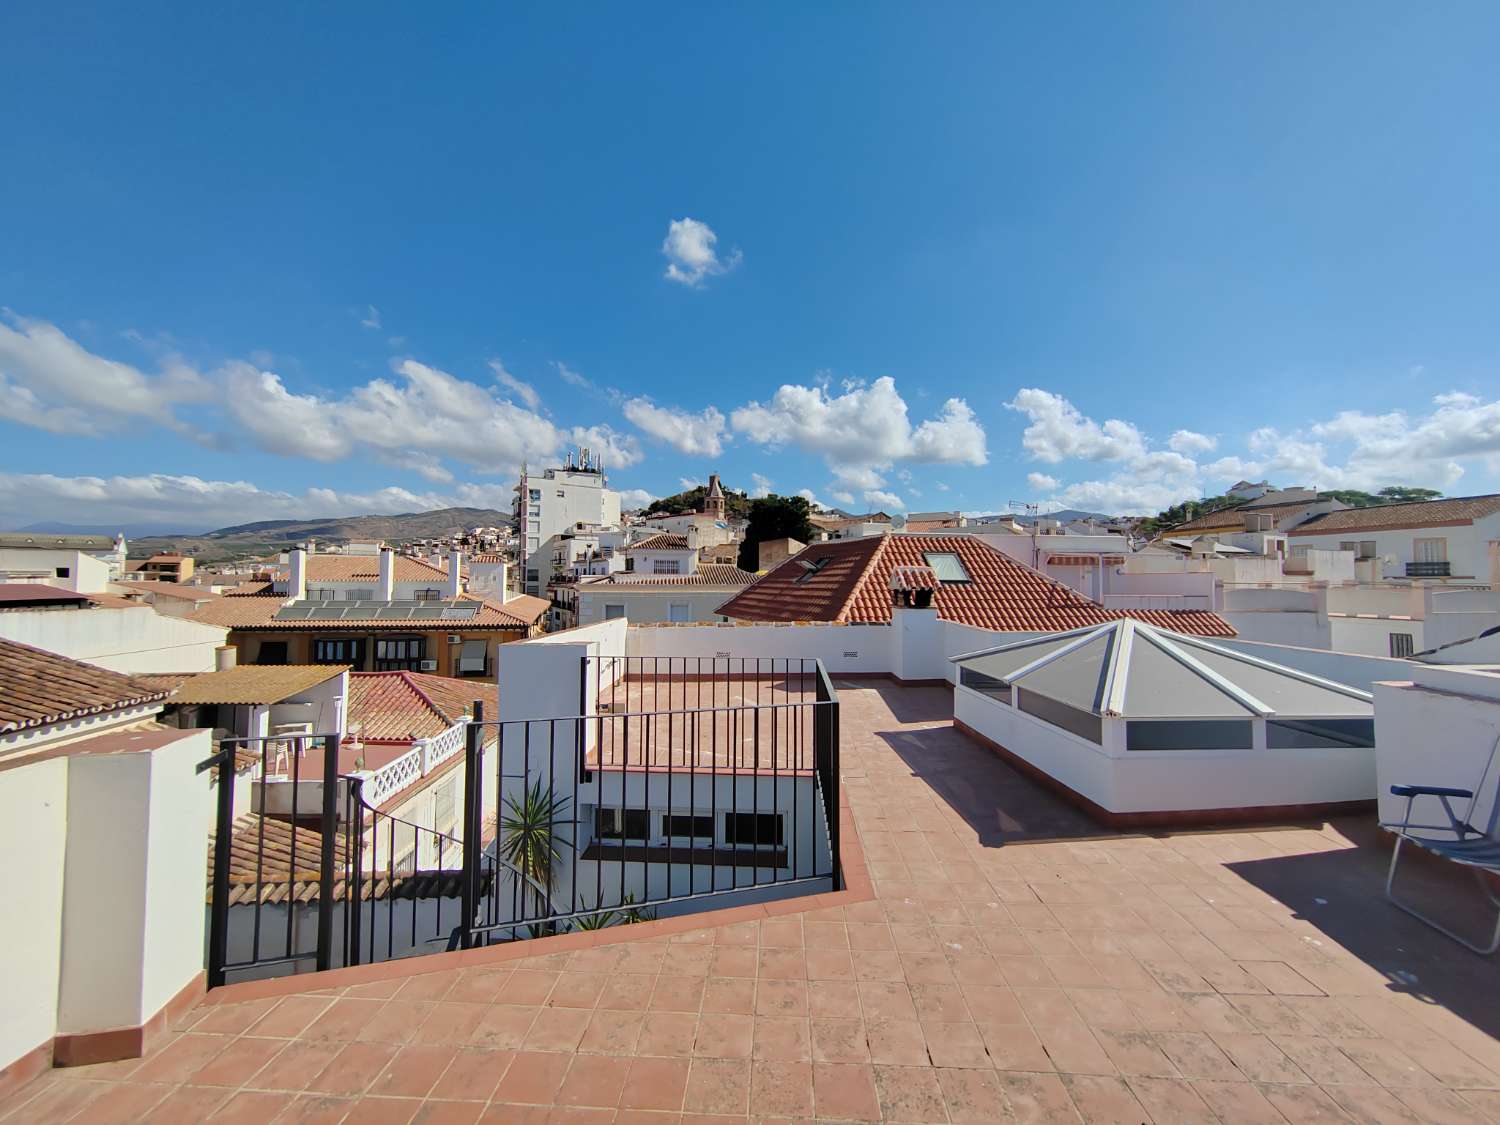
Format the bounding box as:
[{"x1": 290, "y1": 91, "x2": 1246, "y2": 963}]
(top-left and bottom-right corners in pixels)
[
  {"x1": 1266, "y1": 718, "x2": 1375, "y2": 749},
  {"x1": 959, "y1": 667, "x2": 1011, "y2": 704},
  {"x1": 596, "y1": 808, "x2": 650, "y2": 840},
  {"x1": 662, "y1": 814, "x2": 714, "y2": 839},
  {"x1": 1016, "y1": 688, "x2": 1101, "y2": 743},
  {"x1": 725, "y1": 812, "x2": 784, "y2": 848},
  {"x1": 1126, "y1": 719, "x2": 1253, "y2": 751}
]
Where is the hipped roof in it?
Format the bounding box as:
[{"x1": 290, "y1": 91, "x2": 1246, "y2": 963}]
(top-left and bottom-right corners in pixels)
[{"x1": 952, "y1": 618, "x2": 1371, "y2": 719}]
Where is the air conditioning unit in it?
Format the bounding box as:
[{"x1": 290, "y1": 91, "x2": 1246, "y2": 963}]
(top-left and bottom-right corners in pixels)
[
  {"x1": 419, "y1": 659, "x2": 438, "y2": 672},
  {"x1": 447, "y1": 634, "x2": 462, "y2": 644}
]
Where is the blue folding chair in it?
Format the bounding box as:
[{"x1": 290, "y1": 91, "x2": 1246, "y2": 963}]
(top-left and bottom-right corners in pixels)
[{"x1": 1383, "y1": 733, "x2": 1500, "y2": 955}]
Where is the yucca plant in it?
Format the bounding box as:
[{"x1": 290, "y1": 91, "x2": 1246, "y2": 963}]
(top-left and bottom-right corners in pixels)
[{"x1": 499, "y1": 780, "x2": 573, "y2": 889}]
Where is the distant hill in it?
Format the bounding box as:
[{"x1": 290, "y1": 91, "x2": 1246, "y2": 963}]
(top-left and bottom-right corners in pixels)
[
  {"x1": 17, "y1": 520, "x2": 196, "y2": 538},
  {"x1": 967, "y1": 508, "x2": 1114, "y2": 526},
  {"x1": 128, "y1": 506, "x2": 514, "y2": 562}
]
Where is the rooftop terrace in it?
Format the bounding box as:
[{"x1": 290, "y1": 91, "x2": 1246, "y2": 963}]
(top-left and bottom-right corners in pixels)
[{"x1": 9, "y1": 680, "x2": 1500, "y2": 1123}]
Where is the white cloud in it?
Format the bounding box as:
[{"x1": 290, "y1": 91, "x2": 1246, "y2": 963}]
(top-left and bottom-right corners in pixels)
[
  {"x1": 661, "y1": 218, "x2": 741, "y2": 287},
  {"x1": 749, "y1": 473, "x2": 773, "y2": 499},
  {"x1": 1026, "y1": 472, "x2": 1060, "y2": 492},
  {"x1": 360, "y1": 305, "x2": 382, "y2": 330},
  {"x1": 796, "y1": 488, "x2": 824, "y2": 509},
  {"x1": 934, "y1": 482, "x2": 950, "y2": 492},
  {"x1": 555, "y1": 361, "x2": 590, "y2": 388},
  {"x1": 830, "y1": 490, "x2": 855, "y2": 506},
  {"x1": 678, "y1": 476, "x2": 701, "y2": 490},
  {"x1": 623, "y1": 398, "x2": 728, "y2": 456},
  {"x1": 0, "y1": 472, "x2": 520, "y2": 533},
  {"x1": 732, "y1": 377, "x2": 987, "y2": 494},
  {"x1": 616, "y1": 488, "x2": 655, "y2": 509},
  {"x1": 1007, "y1": 388, "x2": 1146, "y2": 464},
  {"x1": 864, "y1": 489, "x2": 905, "y2": 511},
  {"x1": 1168, "y1": 429, "x2": 1217, "y2": 455},
  {"x1": 490, "y1": 359, "x2": 541, "y2": 411},
  {"x1": 0, "y1": 313, "x2": 210, "y2": 437}
]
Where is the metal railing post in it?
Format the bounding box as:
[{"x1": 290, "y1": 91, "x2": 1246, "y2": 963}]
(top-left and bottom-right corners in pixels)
[
  {"x1": 460, "y1": 702, "x2": 483, "y2": 950},
  {"x1": 315, "y1": 733, "x2": 341, "y2": 972},
  {"x1": 347, "y1": 777, "x2": 365, "y2": 967},
  {"x1": 202, "y1": 747, "x2": 235, "y2": 989}
]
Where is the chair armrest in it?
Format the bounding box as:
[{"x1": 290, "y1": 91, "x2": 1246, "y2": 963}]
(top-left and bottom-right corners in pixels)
[{"x1": 1390, "y1": 784, "x2": 1473, "y2": 799}]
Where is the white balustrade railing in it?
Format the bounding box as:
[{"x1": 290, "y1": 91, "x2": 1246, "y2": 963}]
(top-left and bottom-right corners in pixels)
[{"x1": 354, "y1": 720, "x2": 469, "y2": 810}]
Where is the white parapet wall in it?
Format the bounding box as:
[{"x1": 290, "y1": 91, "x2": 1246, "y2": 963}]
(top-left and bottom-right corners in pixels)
[
  {"x1": 0, "y1": 755, "x2": 68, "y2": 1080},
  {"x1": 1373, "y1": 664, "x2": 1500, "y2": 833},
  {"x1": 0, "y1": 605, "x2": 228, "y2": 674}
]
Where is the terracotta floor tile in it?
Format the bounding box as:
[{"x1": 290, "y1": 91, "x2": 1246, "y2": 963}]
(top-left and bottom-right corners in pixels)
[
  {"x1": 421, "y1": 1002, "x2": 490, "y2": 1046},
  {"x1": 357, "y1": 1000, "x2": 435, "y2": 1045},
  {"x1": 755, "y1": 979, "x2": 809, "y2": 1018},
  {"x1": 504, "y1": 970, "x2": 561, "y2": 1006},
  {"x1": 757, "y1": 948, "x2": 807, "y2": 981},
  {"x1": 578, "y1": 1009, "x2": 644, "y2": 1055},
  {"x1": 447, "y1": 968, "x2": 513, "y2": 1006},
  {"x1": 555, "y1": 1054, "x2": 629, "y2": 1108},
  {"x1": 619, "y1": 1056, "x2": 690, "y2": 1111},
  {"x1": 409, "y1": 1101, "x2": 486, "y2": 1125},
  {"x1": 873, "y1": 1063, "x2": 948, "y2": 1123},
  {"x1": 1060, "y1": 1074, "x2": 1150, "y2": 1124},
  {"x1": 597, "y1": 973, "x2": 656, "y2": 1011},
  {"x1": 368, "y1": 1044, "x2": 458, "y2": 1099},
  {"x1": 753, "y1": 1016, "x2": 811, "y2": 1062},
  {"x1": 939, "y1": 1066, "x2": 1009, "y2": 1124},
  {"x1": 813, "y1": 1061, "x2": 881, "y2": 1121},
  {"x1": 191, "y1": 1035, "x2": 287, "y2": 1087},
  {"x1": 636, "y1": 1012, "x2": 699, "y2": 1057},
  {"x1": 709, "y1": 946, "x2": 760, "y2": 978},
  {"x1": 1323, "y1": 1083, "x2": 1431, "y2": 1125},
  {"x1": 650, "y1": 976, "x2": 706, "y2": 1013},
  {"x1": 468, "y1": 1005, "x2": 540, "y2": 1050},
  {"x1": 546, "y1": 973, "x2": 608, "y2": 1009},
  {"x1": 811, "y1": 1018, "x2": 870, "y2": 1064},
  {"x1": 1034, "y1": 1022, "x2": 1115, "y2": 1076},
  {"x1": 1189, "y1": 1079, "x2": 1289, "y2": 1124},
  {"x1": 1210, "y1": 1032, "x2": 1312, "y2": 1085},
  {"x1": 394, "y1": 971, "x2": 460, "y2": 1003},
  {"x1": 702, "y1": 976, "x2": 756, "y2": 1014},
  {"x1": 342, "y1": 1096, "x2": 421, "y2": 1124},
  {"x1": 1092, "y1": 1028, "x2": 1179, "y2": 1077},
  {"x1": 995, "y1": 1072, "x2": 1082, "y2": 1124},
  {"x1": 1125, "y1": 1075, "x2": 1217, "y2": 1124},
  {"x1": 750, "y1": 1059, "x2": 813, "y2": 1117},
  {"x1": 428, "y1": 1047, "x2": 509, "y2": 1101},
  {"x1": 522, "y1": 1006, "x2": 592, "y2": 1052},
  {"x1": 248, "y1": 995, "x2": 338, "y2": 1039},
  {"x1": 1257, "y1": 1081, "x2": 1356, "y2": 1123},
  {"x1": 306, "y1": 1042, "x2": 400, "y2": 1097},
  {"x1": 760, "y1": 920, "x2": 805, "y2": 948},
  {"x1": 858, "y1": 981, "x2": 919, "y2": 1022},
  {"x1": 694, "y1": 1013, "x2": 754, "y2": 1059},
  {"x1": 143, "y1": 1083, "x2": 234, "y2": 1124},
  {"x1": 492, "y1": 1050, "x2": 571, "y2": 1105},
  {"x1": 130, "y1": 1034, "x2": 230, "y2": 1084},
  {"x1": 193, "y1": 997, "x2": 281, "y2": 1035},
  {"x1": 860, "y1": 1019, "x2": 925, "y2": 1067},
  {"x1": 683, "y1": 1058, "x2": 750, "y2": 1116},
  {"x1": 205, "y1": 1089, "x2": 294, "y2": 1123},
  {"x1": 808, "y1": 979, "x2": 863, "y2": 1019}
]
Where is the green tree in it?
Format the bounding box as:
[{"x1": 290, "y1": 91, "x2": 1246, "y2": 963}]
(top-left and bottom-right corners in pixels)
[
  {"x1": 644, "y1": 485, "x2": 751, "y2": 520},
  {"x1": 737, "y1": 494, "x2": 816, "y2": 571}
]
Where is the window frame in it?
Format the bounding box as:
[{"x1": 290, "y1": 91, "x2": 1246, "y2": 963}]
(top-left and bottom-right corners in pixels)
[{"x1": 922, "y1": 551, "x2": 971, "y2": 584}]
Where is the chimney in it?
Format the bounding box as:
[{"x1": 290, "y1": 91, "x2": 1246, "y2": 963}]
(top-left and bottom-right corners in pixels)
[
  {"x1": 378, "y1": 547, "x2": 395, "y2": 601},
  {"x1": 215, "y1": 645, "x2": 238, "y2": 672},
  {"x1": 447, "y1": 549, "x2": 464, "y2": 599},
  {"x1": 687, "y1": 524, "x2": 700, "y2": 551},
  {"x1": 306, "y1": 538, "x2": 316, "y2": 555},
  {"x1": 288, "y1": 548, "x2": 307, "y2": 602}
]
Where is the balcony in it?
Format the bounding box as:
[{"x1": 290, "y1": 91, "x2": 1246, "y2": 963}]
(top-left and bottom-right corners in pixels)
[{"x1": 1406, "y1": 560, "x2": 1452, "y2": 578}]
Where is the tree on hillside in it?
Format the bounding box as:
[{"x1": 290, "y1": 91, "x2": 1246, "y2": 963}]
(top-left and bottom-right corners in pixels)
[
  {"x1": 644, "y1": 484, "x2": 751, "y2": 520},
  {"x1": 737, "y1": 494, "x2": 816, "y2": 572},
  {"x1": 1136, "y1": 495, "x2": 1248, "y2": 539},
  {"x1": 1320, "y1": 486, "x2": 1443, "y2": 507}
]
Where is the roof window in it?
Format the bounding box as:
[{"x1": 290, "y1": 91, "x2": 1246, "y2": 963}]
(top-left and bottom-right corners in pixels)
[{"x1": 922, "y1": 552, "x2": 970, "y2": 583}]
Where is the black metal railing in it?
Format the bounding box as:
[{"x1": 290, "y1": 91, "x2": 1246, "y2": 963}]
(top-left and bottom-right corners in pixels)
[
  {"x1": 202, "y1": 656, "x2": 842, "y2": 984},
  {"x1": 459, "y1": 656, "x2": 840, "y2": 946},
  {"x1": 1406, "y1": 560, "x2": 1451, "y2": 578}
]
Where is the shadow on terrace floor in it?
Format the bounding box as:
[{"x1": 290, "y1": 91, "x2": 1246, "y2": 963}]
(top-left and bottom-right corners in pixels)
[{"x1": 1227, "y1": 817, "x2": 1500, "y2": 1041}]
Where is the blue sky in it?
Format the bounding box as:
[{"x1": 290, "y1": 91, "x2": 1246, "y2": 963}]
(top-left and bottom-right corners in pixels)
[{"x1": 2, "y1": 3, "x2": 1498, "y2": 531}]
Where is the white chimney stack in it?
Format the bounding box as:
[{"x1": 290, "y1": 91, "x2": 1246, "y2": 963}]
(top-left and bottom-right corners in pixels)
[
  {"x1": 215, "y1": 645, "x2": 238, "y2": 672},
  {"x1": 378, "y1": 547, "x2": 396, "y2": 601},
  {"x1": 288, "y1": 548, "x2": 307, "y2": 602},
  {"x1": 447, "y1": 549, "x2": 464, "y2": 599}
]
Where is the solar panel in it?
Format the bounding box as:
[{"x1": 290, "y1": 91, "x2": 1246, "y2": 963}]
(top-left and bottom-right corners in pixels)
[
  {"x1": 440, "y1": 605, "x2": 480, "y2": 619},
  {"x1": 307, "y1": 607, "x2": 348, "y2": 620}
]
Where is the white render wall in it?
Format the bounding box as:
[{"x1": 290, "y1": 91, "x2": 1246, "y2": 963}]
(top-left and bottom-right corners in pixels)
[
  {"x1": 954, "y1": 685, "x2": 1376, "y2": 815},
  {"x1": 57, "y1": 730, "x2": 212, "y2": 1038},
  {"x1": 0, "y1": 548, "x2": 112, "y2": 594},
  {"x1": 577, "y1": 587, "x2": 733, "y2": 627},
  {"x1": 1374, "y1": 665, "x2": 1500, "y2": 833},
  {"x1": 1290, "y1": 513, "x2": 1500, "y2": 582},
  {"x1": 0, "y1": 756, "x2": 68, "y2": 1072},
  {"x1": 0, "y1": 605, "x2": 227, "y2": 673}
]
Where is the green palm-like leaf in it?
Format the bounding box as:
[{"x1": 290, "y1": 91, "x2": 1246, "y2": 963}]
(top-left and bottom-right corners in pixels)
[{"x1": 499, "y1": 780, "x2": 573, "y2": 888}]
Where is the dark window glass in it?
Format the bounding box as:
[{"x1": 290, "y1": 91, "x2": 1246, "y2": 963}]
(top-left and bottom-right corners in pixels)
[
  {"x1": 313, "y1": 638, "x2": 363, "y2": 665},
  {"x1": 1126, "y1": 720, "x2": 1253, "y2": 751},
  {"x1": 1016, "y1": 688, "x2": 1101, "y2": 743},
  {"x1": 596, "y1": 808, "x2": 650, "y2": 839},
  {"x1": 1266, "y1": 718, "x2": 1375, "y2": 749},
  {"x1": 54, "y1": 566, "x2": 70, "y2": 578},
  {"x1": 959, "y1": 667, "x2": 1011, "y2": 703},
  {"x1": 725, "y1": 812, "x2": 784, "y2": 847},
  {"x1": 373, "y1": 636, "x2": 425, "y2": 670},
  {"x1": 663, "y1": 814, "x2": 714, "y2": 838},
  {"x1": 256, "y1": 641, "x2": 288, "y2": 665}
]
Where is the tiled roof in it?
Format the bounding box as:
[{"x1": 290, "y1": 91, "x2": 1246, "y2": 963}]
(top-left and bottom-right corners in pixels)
[
  {"x1": 210, "y1": 815, "x2": 474, "y2": 906},
  {"x1": 169, "y1": 664, "x2": 346, "y2": 705},
  {"x1": 1289, "y1": 494, "x2": 1500, "y2": 535},
  {"x1": 223, "y1": 580, "x2": 273, "y2": 596},
  {"x1": 0, "y1": 584, "x2": 91, "y2": 606},
  {"x1": 348, "y1": 671, "x2": 489, "y2": 741},
  {"x1": 1167, "y1": 499, "x2": 1313, "y2": 534},
  {"x1": 627, "y1": 533, "x2": 689, "y2": 552},
  {"x1": 470, "y1": 553, "x2": 507, "y2": 563},
  {"x1": 292, "y1": 555, "x2": 451, "y2": 582},
  {"x1": 186, "y1": 593, "x2": 547, "y2": 631},
  {"x1": 597, "y1": 564, "x2": 756, "y2": 589},
  {"x1": 111, "y1": 580, "x2": 220, "y2": 601},
  {"x1": 716, "y1": 534, "x2": 1234, "y2": 636},
  {"x1": 0, "y1": 636, "x2": 170, "y2": 733}
]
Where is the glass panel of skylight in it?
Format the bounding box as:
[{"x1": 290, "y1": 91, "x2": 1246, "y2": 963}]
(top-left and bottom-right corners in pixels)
[{"x1": 923, "y1": 552, "x2": 970, "y2": 583}]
